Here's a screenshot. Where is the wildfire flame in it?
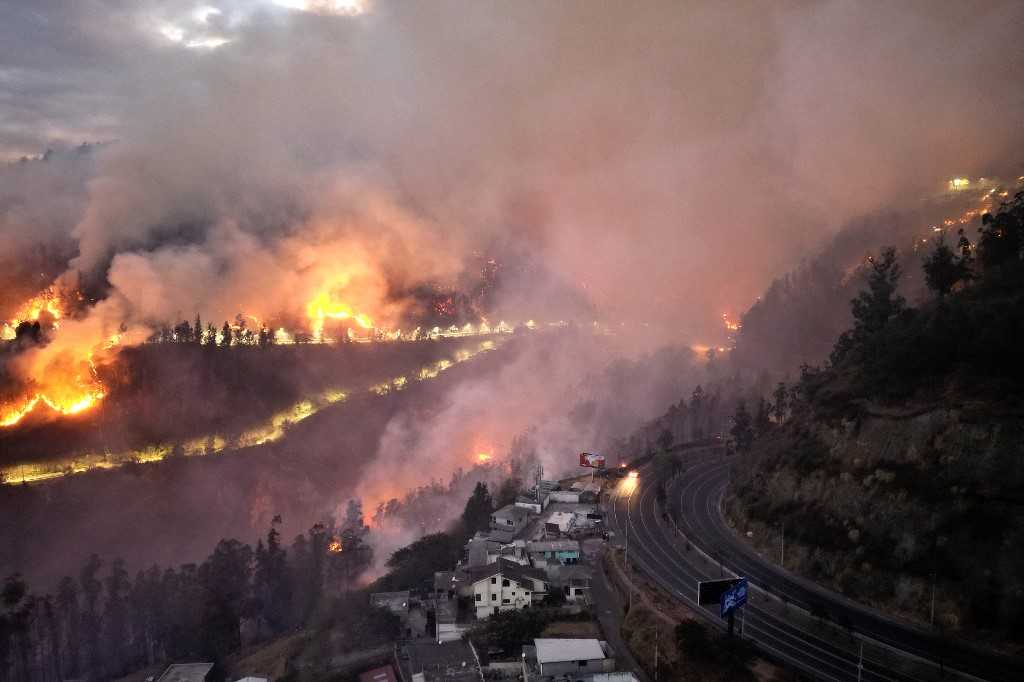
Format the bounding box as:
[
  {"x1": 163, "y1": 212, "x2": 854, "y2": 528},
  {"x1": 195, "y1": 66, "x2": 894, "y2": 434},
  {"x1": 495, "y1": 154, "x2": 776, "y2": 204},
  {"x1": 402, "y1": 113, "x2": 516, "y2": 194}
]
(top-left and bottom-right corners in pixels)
[
  {"x1": 476, "y1": 451, "x2": 493, "y2": 463},
  {"x1": 306, "y1": 289, "x2": 374, "y2": 342},
  {"x1": 0, "y1": 288, "x2": 117, "y2": 427},
  {"x1": 328, "y1": 538, "x2": 343, "y2": 553},
  {"x1": 2, "y1": 287, "x2": 65, "y2": 340}
]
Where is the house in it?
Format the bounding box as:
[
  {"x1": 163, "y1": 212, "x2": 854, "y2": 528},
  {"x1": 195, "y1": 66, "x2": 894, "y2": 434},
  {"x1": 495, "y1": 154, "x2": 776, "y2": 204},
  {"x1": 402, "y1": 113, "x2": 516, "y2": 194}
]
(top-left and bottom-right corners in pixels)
[
  {"x1": 527, "y1": 539, "x2": 581, "y2": 567},
  {"x1": 155, "y1": 663, "x2": 214, "y2": 682},
  {"x1": 359, "y1": 665, "x2": 398, "y2": 682},
  {"x1": 545, "y1": 510, "x2": 576, "y2": 535},
  {"x1": 515, "y1": 495, "x2": 544, "y2": 514},
  {"x1": 432, "y1": 597, "x2": 470, "y2": 642},
  {"x1": 370, "y1": 590, "x2": 410, "y2": 615},
  {"x1": 533, "y1": 639, "x2": 614, "y2": 677},
  {"x1": 547, "y1": 565, "x2": 592, "y2": 604},
  {"x1": 490, "y1": 504, "x2": 530, "y2": 534},
  {"x1": 469, "y1": 559, "x2": 548, "y2": 619}
]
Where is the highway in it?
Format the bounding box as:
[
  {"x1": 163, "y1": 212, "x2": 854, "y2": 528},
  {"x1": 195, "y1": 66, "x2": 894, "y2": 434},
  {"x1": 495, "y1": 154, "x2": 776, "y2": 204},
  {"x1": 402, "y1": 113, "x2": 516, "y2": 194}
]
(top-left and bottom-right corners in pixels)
[{"x1": 605, "y1": 452, "x2": 1024, "y2": 682}]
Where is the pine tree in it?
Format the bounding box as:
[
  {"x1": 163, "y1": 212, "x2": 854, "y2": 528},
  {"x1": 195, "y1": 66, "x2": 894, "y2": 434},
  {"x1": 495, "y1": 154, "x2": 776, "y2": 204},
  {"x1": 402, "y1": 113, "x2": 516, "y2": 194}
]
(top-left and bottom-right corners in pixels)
[
  {"x1": 922, "y1": 235, "x2": 967, "y2": 297},
  {"x1": 194, "y1": 314, "x2": 203, "y2": 344},
  {"x1": 461, "y1": 482, "x2": 494, "y2": 538},
  {"x1": 831, "y1": 247, "x2": 905, "y2": 365},
  {"x1": 221, "y1": 321, "x2": 231, "y2": 347},
  {"x1": 730, "y1": 399, "x2": 754, "y2": 452},
  {"x1": 689, "y1": 385, "x2": 706, "y2": 440},
  {"x1": 771, "y1": 382, "x2": 788, "y2": 424},
  {"x1": 754, "y1": 397, "x2": 771, "y2": 436}
]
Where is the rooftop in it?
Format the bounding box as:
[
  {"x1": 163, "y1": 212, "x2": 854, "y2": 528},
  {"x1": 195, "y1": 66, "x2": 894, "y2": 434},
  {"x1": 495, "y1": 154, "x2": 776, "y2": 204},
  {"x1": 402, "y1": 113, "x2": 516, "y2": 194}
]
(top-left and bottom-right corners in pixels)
[
  {"x1": 492, "y1": 504, "x2": 530, "y2": 522},
  {"x1": 402, "y1": 639, "x2": 479, "y2": 682},
  {"x1": 527, "y1": 540, "x2": 580, "y2": 552},
  {"x1": 359, "y1": 665, "x2": 398, "y2": 682},
  {"x1": 487, "y1": 528, "x2": 518, "y2": 543},
  {"x1": 467, "y1": 558, "x2": 547, "y2": 586},
  {"x1": 155, "y1": 663, "x2": 214, "y2": 682},
  {"x1": 534, "y1": 638, "x2": 606, "y2": 664}
]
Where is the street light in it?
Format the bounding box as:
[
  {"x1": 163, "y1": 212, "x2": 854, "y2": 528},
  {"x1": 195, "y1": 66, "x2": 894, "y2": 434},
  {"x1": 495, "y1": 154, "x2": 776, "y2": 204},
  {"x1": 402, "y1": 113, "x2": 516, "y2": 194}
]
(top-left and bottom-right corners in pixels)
[{"x1": 619, "y1": 474, "x2": 639, "y2": 610}]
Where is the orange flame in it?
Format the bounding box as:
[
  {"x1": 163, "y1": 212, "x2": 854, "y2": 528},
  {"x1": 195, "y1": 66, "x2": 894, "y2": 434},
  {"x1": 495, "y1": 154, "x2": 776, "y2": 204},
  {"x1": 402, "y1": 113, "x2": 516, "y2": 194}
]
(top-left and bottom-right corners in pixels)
[
  {"x1": 328, "y1": 538, "x2": 343, "y2": 553},
  {"x1": 306, "y1": 290, "x2": 373, "y2": 341},
  {"x1": 1, "y1": 289, "x2": 118, "y2": 428}
]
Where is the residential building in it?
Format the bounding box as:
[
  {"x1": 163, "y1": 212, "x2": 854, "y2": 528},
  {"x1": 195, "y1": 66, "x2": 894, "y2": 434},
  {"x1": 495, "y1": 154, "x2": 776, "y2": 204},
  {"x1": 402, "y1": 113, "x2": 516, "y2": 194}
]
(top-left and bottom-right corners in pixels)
[
  {"x1": 545, "y1": 510, "x2": 576, "y2": 535},
  {"x1": 370, "y1": 591, "x2": 410, "y2": 615},
  {"x1": 533, "y1": 639, "x2": 614, "y2": 677},
  {"x1": 470, "y1": 559, "x2": 548, "y2": 619},
  {"x1": 432, "y1": 597, "x2": 470, "y2": 642},
  {"x1": 490, "y1": 504, "x2": 530, "y2": 533},
  {"x1": 547, "y1": 565, "x2": 592, "y2": 604},
  {"x1": 527, "y1": 539, "x2": 580, "y2": 567},
  {"x1": 155, "y1": 663, "x2": 214, "y2": 682},
  {"x1": 359, "y1": 665, "x2": 398, "y2": 682}
]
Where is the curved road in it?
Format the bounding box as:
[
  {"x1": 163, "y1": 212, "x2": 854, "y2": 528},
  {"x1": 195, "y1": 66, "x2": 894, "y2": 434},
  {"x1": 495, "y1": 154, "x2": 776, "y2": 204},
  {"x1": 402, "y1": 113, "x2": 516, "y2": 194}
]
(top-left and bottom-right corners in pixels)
[{"x1": 606, "y1": 453, "x2": 1024, "y2": 681}]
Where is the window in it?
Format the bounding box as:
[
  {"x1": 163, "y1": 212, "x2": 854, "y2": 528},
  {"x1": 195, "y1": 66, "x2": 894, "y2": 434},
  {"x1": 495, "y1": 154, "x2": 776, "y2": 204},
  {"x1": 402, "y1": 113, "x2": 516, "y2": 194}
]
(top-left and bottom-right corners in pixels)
[
  {"x1": 475, "y1": 594, "x2": 481, "y2": 602},
  {"x1": 523, "y1": 591, "x2": 530, "y2": 597},
  {"x1": 490, "y1": 577, "x2": 496, "y2": 584},
  {"x1": 502, "y1": 579, "x2": 510, "y2": 587},
  {"x1": 578, "y1": 661, "x2": 587, "y2": 668},
  {"x1": 502, "y1": 598, "x2": 510, "y2": 604},
  {"x1": 491, "y1": 594, "x2": 497, "y2": 601}
]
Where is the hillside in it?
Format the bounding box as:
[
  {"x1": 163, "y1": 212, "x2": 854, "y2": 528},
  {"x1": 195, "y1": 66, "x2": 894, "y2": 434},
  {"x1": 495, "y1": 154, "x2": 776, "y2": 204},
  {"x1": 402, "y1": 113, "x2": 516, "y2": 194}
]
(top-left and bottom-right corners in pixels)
[
  {"x1": 726, "y1": 189, "x2": 1024, "y2": 649},
  {"x1": 730, "y1": 178, "x2": 1015, "y2": 376}
]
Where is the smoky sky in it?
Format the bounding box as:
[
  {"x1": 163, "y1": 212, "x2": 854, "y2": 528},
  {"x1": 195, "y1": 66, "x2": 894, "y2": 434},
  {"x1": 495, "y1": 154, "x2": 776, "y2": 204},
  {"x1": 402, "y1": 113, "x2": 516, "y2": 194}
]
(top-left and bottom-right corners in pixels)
[{"x1": 1, "y1": 0, "x2": 1023, "y2": 339}]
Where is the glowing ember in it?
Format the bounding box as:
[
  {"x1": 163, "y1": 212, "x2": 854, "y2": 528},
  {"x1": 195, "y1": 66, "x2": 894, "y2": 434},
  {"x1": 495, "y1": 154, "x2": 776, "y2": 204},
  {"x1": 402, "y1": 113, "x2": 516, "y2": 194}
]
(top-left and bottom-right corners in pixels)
[
  {"x1": 328, "y1": 538, "x2": 343, "y2": 553},
  {"x1": 476, "y1": 451, "x2": 493, "y2": 463}
]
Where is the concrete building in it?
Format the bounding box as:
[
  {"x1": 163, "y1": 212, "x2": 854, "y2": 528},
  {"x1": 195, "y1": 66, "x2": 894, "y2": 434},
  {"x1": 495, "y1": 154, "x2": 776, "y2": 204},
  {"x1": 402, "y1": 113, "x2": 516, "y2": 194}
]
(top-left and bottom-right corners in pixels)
[
  {"x1": 547, "y1": 565, "x2": 593, "y2": 604},
  {"x1": 490, "y1": 504, "x2": 531, "y2": 534},
  {"x1": 470, "y1": 559, "x2": 548, "y2": 619},
  {"x1": 533, "y1": 639, "x2": 614, "y2": 677},
  {"x1": 358, "y1": 666, "x2": 397, "y2": 682},
  {"x1": 432, "y1": 597, "x2": 470, "y2": 642},
  {"x1": 370, "y1": 591, "x2": 410, "y2": 614},
  {"x1": 155, "y1": 663, "x2": 215, "y2": 682},
  {"x1": 527, "y1": 539, "x2": 581, "y2": 567},
  {"x1": 545, "y1": 510, "x2": 576, "y2": 535}
]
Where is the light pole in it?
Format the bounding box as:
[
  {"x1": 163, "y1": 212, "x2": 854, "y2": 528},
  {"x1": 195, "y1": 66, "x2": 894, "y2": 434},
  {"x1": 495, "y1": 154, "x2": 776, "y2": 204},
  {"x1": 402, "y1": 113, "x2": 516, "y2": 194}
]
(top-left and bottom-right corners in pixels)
[
  {"x1": 930, "y1": 573, "x2": 936, "y2": 627},
  {"x1": 622, "y1": 472, "x2": 638, "y2": 610},
  {"x1": 780, "y1": 521, "x2": 785, "y2": 569}
]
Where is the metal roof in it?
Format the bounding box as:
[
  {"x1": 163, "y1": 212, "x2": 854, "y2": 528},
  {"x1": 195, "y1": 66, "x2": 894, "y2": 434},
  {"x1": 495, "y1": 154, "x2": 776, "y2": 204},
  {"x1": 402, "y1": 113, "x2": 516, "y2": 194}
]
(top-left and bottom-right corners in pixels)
[
  {"x1": 155, "y1": 663, "x2": 214, "y2": 682},
  {"x1": 534, "y1": 638, "x2": 605, "y2": 663},
  {"x1": 527, "y1": 540, "x2": 580, "y2": 552}
]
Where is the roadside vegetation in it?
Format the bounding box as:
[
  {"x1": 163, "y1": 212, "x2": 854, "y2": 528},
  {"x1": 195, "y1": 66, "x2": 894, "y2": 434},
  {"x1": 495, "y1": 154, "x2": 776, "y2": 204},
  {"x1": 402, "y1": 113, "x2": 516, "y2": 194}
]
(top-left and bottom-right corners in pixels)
[{"x1": 727, "y1": 192, "x2": 1024, "y2": 647}]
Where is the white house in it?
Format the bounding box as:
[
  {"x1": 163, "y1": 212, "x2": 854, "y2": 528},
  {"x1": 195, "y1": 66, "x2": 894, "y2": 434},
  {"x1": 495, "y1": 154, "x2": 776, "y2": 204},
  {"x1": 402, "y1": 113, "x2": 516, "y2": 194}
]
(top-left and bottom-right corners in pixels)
[
  {"x1": 470, "y1": 559, "x2": 548, "y2": 619},
  {"x1": 533, "y1": 639, "x2": 614, "y2": 677}
]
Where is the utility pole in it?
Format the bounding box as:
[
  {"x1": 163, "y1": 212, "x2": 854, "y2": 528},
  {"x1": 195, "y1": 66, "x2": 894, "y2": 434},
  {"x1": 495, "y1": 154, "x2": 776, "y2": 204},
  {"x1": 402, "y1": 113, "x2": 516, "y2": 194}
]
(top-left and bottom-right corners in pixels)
[
  {"x1": 780, "y1": 522, "x2": 785, "y2": 568},
  {"x1": 857, "y1": 641, "x2": 864, "y2": 682},
  {"x1": 930, "y1": 573, "x2": 936, "y2": 627},
  {"x1": 654, "y1": 629, "x2": 659, "y2": 681}
]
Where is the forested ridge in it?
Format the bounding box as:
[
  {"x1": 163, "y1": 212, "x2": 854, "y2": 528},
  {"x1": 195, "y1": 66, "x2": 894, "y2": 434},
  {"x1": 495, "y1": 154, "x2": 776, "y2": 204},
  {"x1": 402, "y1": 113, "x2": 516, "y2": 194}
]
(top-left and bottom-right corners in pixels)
[{"x1": 727, "y1": 190, "x2": 1024, "y2": 647}]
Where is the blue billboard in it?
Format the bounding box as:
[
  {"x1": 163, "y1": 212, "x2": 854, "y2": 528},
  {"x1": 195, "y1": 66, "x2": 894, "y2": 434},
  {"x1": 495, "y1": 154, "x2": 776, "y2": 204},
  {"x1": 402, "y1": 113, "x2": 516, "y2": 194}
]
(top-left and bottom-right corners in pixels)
[{"x1": 720, "y1": 577, "x2": 748, "y2": 618}]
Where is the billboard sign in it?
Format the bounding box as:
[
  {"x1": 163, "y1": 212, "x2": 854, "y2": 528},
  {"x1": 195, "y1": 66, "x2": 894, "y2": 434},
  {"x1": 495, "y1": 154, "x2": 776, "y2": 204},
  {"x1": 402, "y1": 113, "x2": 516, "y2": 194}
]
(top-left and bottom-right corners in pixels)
[
  {"x1": 579, "y1": 452, "x2": 606, "y2": 469},
  {"x1": 720, "y1": 578, "x2": 748, "y2": 618},
  {"x1": 697, "y1": 578, "x2": 740, "y2": 606}
]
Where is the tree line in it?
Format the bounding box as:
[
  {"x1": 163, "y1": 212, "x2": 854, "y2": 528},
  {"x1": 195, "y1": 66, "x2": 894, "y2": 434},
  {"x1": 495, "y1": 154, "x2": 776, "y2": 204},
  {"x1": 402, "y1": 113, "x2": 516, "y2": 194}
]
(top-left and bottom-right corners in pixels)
[{"x1": 0, "y1": 503, "x2": 372, "y2": 682}]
